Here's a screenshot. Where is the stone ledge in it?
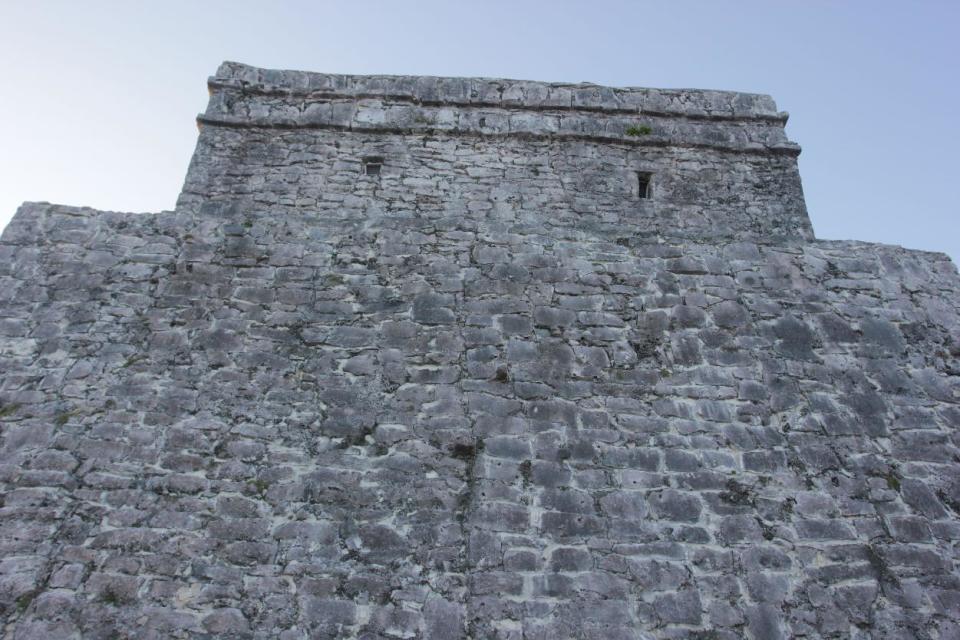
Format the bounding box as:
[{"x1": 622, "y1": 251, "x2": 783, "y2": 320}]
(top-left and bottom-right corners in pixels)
[
  {"x1": 201, "y1": 63, "x2": 800, "y2": 156},
  {"x1": 194, "y1": 115, "x2": 801, "y2": 157},
  {"x1": 0, "y1": 202, "x2": 169, "y2": 246},
  {"x1": 213, "y1": 61, "x2": 787, "y2": 122},
  {"x1": 5, "y1": 203, "x2": 956, "y2": 275}
]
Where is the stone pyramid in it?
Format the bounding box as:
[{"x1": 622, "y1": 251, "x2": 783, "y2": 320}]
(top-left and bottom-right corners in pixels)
[{"x1": 1, "y1": 62, "x2": 958, "y2": 638}]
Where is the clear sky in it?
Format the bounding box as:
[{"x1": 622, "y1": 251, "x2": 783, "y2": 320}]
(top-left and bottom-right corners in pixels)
[{"x1": 1, "y1": 1, "x2": 957, "y2": 262}]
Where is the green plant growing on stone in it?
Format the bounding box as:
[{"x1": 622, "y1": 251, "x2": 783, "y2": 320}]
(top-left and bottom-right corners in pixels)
[
  {"x1": 100, "y1": 586, "x2": 128, "y2": 606},
  {"x1": 0, "y1": 403, "x2": 21, "y2": 419},
  {"x1": 122, "y1": 354, "x2": 146, "y2": 368},
  {"x1": 15, "y1": 592, "x2": 34, "y2": 612},
  {"x1": 251, "y1": 478, "x2": 271, "y2": 496},
  {"x1": 54, "y1": 410, "x2": 79, "y2": 427},
  {"x1": 625, "y1": 124, "x2": 652, "y2": 137},
  {"x1": 884, "y1": 471, "x2": 901, "y2": 492}
]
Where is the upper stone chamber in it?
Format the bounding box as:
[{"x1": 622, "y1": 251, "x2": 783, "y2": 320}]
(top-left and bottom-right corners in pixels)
[
  {"x1": 0, "y1": 63, "x2": 958, "y2": 640},
  {"x1": 180, "y1": 61, "x2": 812, "y2": 244}
]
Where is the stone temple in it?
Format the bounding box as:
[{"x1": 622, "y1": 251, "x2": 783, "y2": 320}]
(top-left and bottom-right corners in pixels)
[{"x1": 1, "y1": 62, "x2": 959, "y2": 639}]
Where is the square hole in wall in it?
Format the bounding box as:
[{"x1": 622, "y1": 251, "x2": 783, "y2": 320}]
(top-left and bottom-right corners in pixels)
[
  {"x1": 362, "y1": 156, "x2": 383, "y2": 176},
  {"x1": 637, "y1": 172, "x2": 653, "y2": 199}
]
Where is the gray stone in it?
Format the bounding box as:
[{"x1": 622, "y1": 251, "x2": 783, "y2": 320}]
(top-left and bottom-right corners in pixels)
[
  {"x1": 202, "y1": 608, "x2": 250, "y2": 634},
  {"x1": 412, "y1": 293, "x2": 456, "y2": 325},
  {"x1": 653, "y1": 590, "x2": 702, "y2": 625},
  {"x1": 0, "y1": 61, "x2": 958, "y2": 639},
  {"x1": 422, "y1": 597, "x2": 464, "y2": 639},
  {"x1": 649, "y1": 489, "x2": 703, "y2": 522}
]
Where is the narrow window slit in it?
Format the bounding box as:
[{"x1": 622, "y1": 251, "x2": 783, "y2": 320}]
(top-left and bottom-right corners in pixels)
[
  {"x1": 362, "y1": 156, "x2": 383, "y2": 176},
  {"x1": 637, "y1": 172, "x2": 653, "y2": 199}
]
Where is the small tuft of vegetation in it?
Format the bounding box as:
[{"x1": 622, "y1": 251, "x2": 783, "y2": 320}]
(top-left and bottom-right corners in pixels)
[
  {"x1": 519, "y1": 460, "x2": 533, "y2": 488},
  {"x1": 626, "y1": 124, "x2": 652, "y2": 137},
  {"x1": 122, "y1": 354, "x2": 147, "y2": 368},
  {"x1": 720, "y1": 479, "x2": 756, "y2": 506},
  {"x1": 450, "y1": 442, "x2": 478, "y2": 462},
  {"x1": 54, "y1": 410, "x2": 79, "y2": 427},
  {"x1": 865, "y1": 544, "x2": 899, "y2": 586},
  {"x1": 450, "y1": 439, "x2": 484, "y2": 465},
  {"x1": 630, "y1": 334, "x2": 660, "y2": 359},
  {"x1": 885, "y1": 472, "x2": 901, "y2": 492},
  {"x1": 0, "y1": 403, "x2": 21, "y2": 419},
  {"x1": 100, "y1": 586, "x2": 129, "y2": 606},
  {"x1": 15, "y1": 592, "x2": 34, "y2": 612},
  {"x1": 250, "y1": 478, "x2": 271, "y2": 496}
]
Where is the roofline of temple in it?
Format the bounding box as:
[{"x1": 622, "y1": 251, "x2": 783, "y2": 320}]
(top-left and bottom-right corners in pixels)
[
  {"x1": 200, "y1": 61, "x2": 800, "y2": 156},
  {"x1": 211, "y1": 61, "x2": 790, "y2": 124}
]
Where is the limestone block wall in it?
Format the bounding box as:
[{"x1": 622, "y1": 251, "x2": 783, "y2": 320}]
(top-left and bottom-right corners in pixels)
[
  {"x1": 0, "y1": 63, "x2": 958, "y2": 639},
  {"x1": 178, "y1": 62, "x2": 811, "y2": 244}
]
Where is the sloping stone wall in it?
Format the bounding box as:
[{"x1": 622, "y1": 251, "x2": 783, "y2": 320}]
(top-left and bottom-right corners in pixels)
[{"x1": 0, "y1": 64, "x2": 958, "y2": 639}]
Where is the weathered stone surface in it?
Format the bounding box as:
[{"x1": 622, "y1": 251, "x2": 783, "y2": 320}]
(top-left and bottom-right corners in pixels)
[{"x1": 1, "y1": 62, "x2": 959, "y2": 638}]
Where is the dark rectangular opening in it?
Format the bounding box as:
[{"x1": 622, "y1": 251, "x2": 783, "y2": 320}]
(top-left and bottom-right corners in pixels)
[
  {"x1": 637, "y1": 172, "x2": 652, "y2": 199},
  {"x1": 362, "y1": 157, "x2": 383, "y2": 176}
]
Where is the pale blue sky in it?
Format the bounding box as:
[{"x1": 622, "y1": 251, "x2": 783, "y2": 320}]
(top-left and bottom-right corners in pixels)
[{"x1": 1, "y1": 1, "x2": 957, "y2": 262}]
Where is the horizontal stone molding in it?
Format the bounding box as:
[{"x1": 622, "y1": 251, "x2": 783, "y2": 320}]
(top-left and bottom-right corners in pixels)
[
  {"x1": 203, "y1": 62, "x2": 800, "y2": 156},
  {"x1": 213, "y1": 62, "x2": 787, "y2": 121}
]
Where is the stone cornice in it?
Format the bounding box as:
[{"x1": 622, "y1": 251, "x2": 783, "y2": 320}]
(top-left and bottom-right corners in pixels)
[{"x1": 201, "y1": 62, "x2": 800, "y2": 156}]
